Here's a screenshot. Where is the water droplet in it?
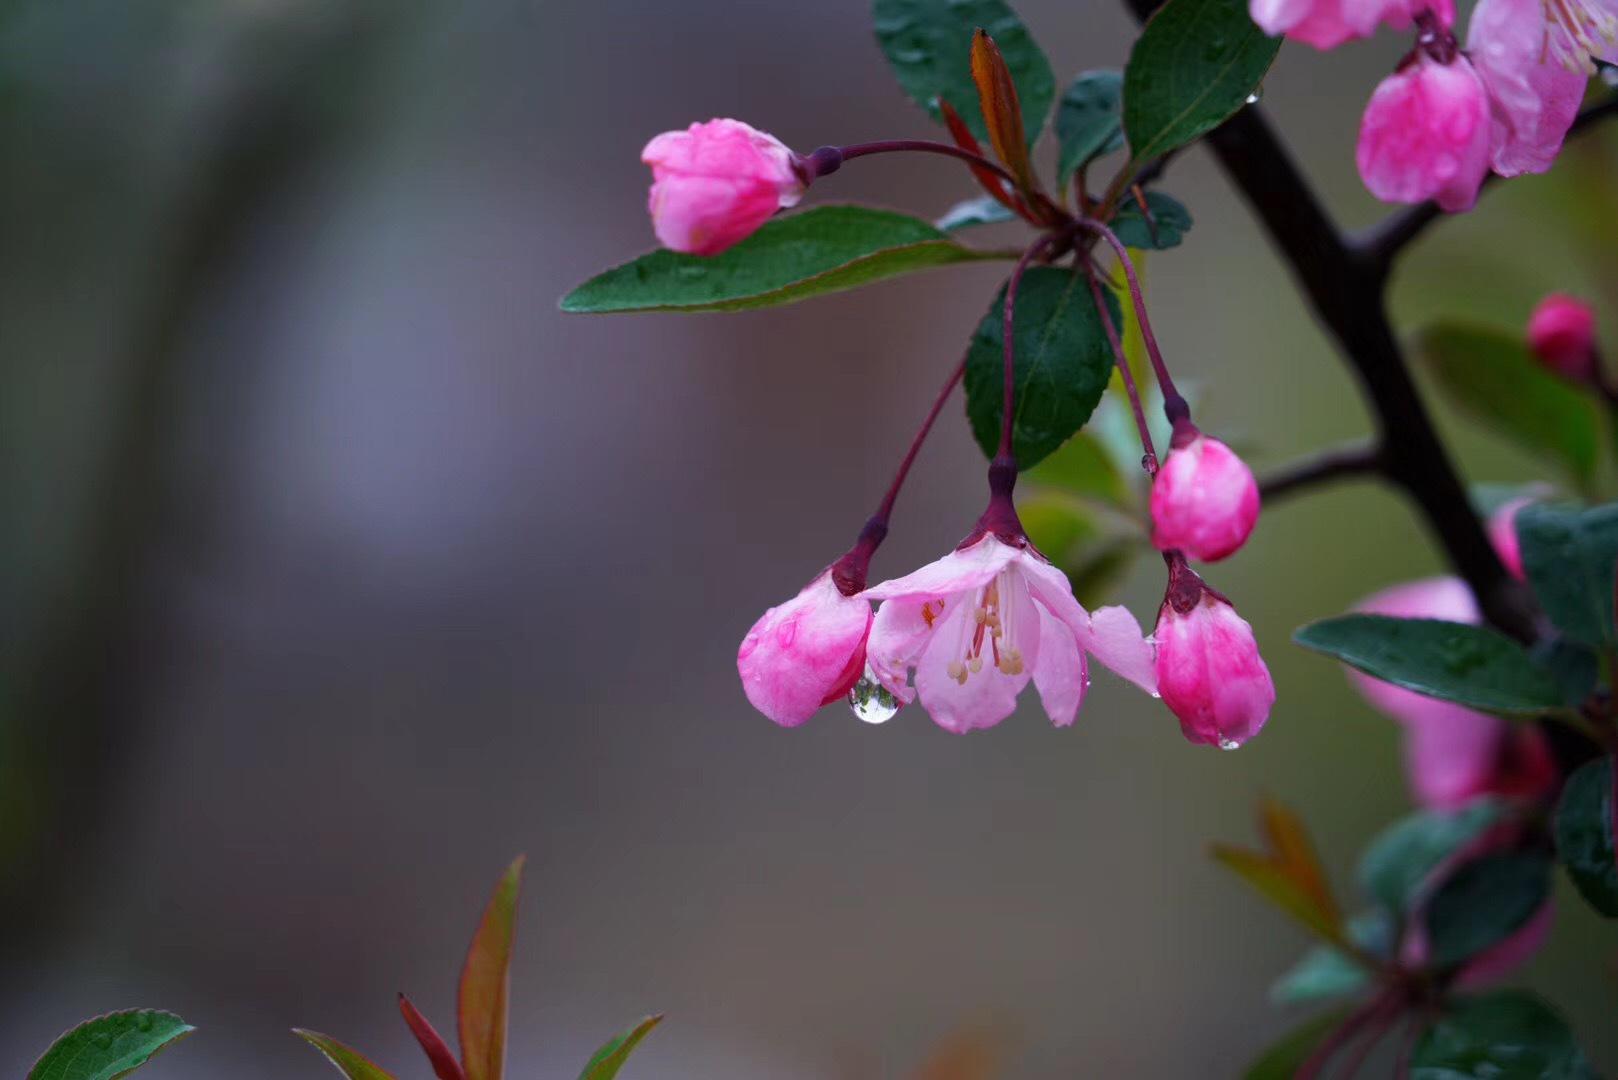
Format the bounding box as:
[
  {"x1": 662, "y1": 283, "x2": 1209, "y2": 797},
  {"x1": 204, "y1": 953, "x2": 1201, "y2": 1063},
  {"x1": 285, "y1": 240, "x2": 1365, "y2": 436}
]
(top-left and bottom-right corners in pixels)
[
  {"x1": 1602, "y1": 64, "x2": 1618, "y2": 88},
  {"x1": 1245, "y1": 86, "x2": 1264, "y2": 104},
  {"x1": 849, "y1": 668, "x2": 900, "y2": 724},
  {"x1": 1217, "y1": 735, "x2": 1241, "y2": 750}
]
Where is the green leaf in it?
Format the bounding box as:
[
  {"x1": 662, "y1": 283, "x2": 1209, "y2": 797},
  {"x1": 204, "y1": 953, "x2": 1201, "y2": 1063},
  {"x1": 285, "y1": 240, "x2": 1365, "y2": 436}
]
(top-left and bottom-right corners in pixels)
[
  {"x1": 936, "y1": 195, "x2": 1018, "y2": 232},
  {"x1": 294, "y1": 1031, "x2": 398, "y2": 1080},
  {"x1": 578, "y1": 1015, "x2": 664, "y2": 1080},
  {"x1": 1358, "y1": 800, "x2": 1509, "y2": 916},
  {"x1": 28, "y1": 1011, "x2": 193, "y2": 1080},
  {"x1": 1531, "y1": 637, "x2": 1600, "y2": 707},
  {"x1": 1411, "y1": 991, "x2": 1596, "y2": 1080},
  {"x1": 1554, "y1": 757, "x2": 1618, "y2": 917},
  {"x1": 964, "y1": 266, "x2": 1120, "y2": 469},
  {"x1": 460, "y1": 855, "x2": 525, "y2": 1080},
  {"x1": 1121, "y1": 0, "x2": 1280, "y2": 170},
  {"x1": 1424, "y1": 852, "x2": 1552, "y2": 970},
  {"x1": 1270, "y1": 910, "x2": 1390, "y2": 1005},
  {"x1": 1108, "y1": 192, "x2": 1193, "y2": 251},
  {"x1": 1415, "y1": 324, "x2": 1601, "y2": 487},
  {"x1": 872, "y1": 0, "x2": 1055, "y2": 147},
  {"x1": 1025, "y1": 430, "x2": 1133, "y2": 508},
  {"x1": 1294, "y1": 615, "x2": 1565, "y2": 716},
  {"x1": 1242, "y1": 1008, "x2": 1354, "y2": 1080},
  {"x1": 561, "y1": 206, "x2": 1004, "y2": 314},
  {"x1": 1516, "y1": 502, "x2": 1618, "y2": 647},
  {"x1": 1055, "y1": 70, "x2": 1124, "y2": 186}
]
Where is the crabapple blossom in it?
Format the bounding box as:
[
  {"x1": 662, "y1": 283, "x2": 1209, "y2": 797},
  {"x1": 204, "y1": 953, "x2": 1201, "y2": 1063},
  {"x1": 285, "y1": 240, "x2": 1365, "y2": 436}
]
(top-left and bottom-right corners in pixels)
[
  {"x1": 860, "y1": 535, "x2": 1157, "y2": 733},
  {"x1": 1356, "y1": 50, "x2": 1492, "y2": 212},
  {"x1": 737, "y1": 570, "x2": 871, "y2": 727},
  {"x1": 1249, "y1": 0, "x2": 1451, "y2": 51},
  {"x1": 1348, "y1": 576, "x2": 1556, "y2": 808},
  {"x1": 1467, "y1": 0, "x2": 1590, "y2": 176},
  {"x1": 1153, "y1": 558, "x2": 1275, "y2": 748},
  {"x1": 1149, "y1": 431, "x2": 1261, "y2": 562},
  {"x1": 642, "y1": 119, "x2": 805, "y2": 256},
  {"x1": 1526, "y1": 294, "x2": 1600, "y2": 381}
]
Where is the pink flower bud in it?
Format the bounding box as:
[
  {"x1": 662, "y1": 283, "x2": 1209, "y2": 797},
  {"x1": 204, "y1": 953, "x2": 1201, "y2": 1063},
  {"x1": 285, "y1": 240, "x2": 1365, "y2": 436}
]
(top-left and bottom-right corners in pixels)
[
  {"x1": 1486, "y1": 496, "x2": 1532, "y2": 580},
  {"x1": 737, "y1": 569, "x2": 871, "y2": 727},
  {"x1": 1154, "y1": 567, "x2": 1275, "y2": 749},
  {"x1": 641, "y1": 119, "x2": 805, "y2": 256},
  {"x1": 1526, "y1": 294, "x2": 1598, "y2": 382},
  {"x1": 1356, "y1": 53, "x2": 1491, "y2": 213},
  {"x1": 1250, "y1": 0, "x2": 1452, "y2": 51},
  {"x1": 1150, "y1": 433, "x2": 1260, "y2": 562}
]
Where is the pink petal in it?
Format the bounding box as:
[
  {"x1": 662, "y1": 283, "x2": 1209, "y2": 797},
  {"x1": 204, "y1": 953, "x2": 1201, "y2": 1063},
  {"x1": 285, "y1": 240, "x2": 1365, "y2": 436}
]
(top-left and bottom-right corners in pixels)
[
  {"x1": 1085, "y1": 606, "x2": 1160, "y2": 694},
  {"x1": 1032, "y1": 605, "x2": 1087, "y2": 727},
  {"x1": 1356, "y1": 54, "x2": 1492, "y2": 212},
  {"x1": 912, "y1": 593, "x2": 1030, "y2": 733},
  {"x1": 1467, "y1": 0, "x2": 1586, "y2": 176},
  {"x1": 737, "y1": 570, "x2": 872, "y2": 727},
  {"x1": 865, "y1": 593, "x2": 937, "y2": 704},
  {"x1": 861, "y1": 536, "x2": 1019, "y2": 601}
]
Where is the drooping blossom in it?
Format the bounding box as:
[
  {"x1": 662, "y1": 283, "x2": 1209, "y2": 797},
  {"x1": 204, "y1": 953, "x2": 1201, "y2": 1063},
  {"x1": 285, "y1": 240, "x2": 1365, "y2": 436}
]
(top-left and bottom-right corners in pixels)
[
  {"x1": 738, "y1": 569, "x2": 871, "y2": 727},
  {"x1": 1356, "y1": 50, "x2": 1492, "y2": 213},
  {"x1": 1526, "y1": 293, "x2": 1600, "y2": 382},
  {"x1": 1348, "y1": 576, "x2": 1556, "y2": 808},
  {"x1": 1153, "y1": 558, "x2": 1275, "y2": 748},
  {"x1": 642, "y1": 119, "x2": 805, "y2": 256},
  {"x1": 1250, "y1": 0, "x2": 1451, "y2": 50},
  {"x1": 1466, "y1": 0, "x2": 1590, "y2": 176},
  {"x1": 1150, "y1": 432, "x2": 1261, "y2": 562},
  {"x1": 860, "y1": 535, "x2": 1156, "y2": 733},
  {"x1": 1486, "y1": 496, "x2": 1533, "y2": 580}
]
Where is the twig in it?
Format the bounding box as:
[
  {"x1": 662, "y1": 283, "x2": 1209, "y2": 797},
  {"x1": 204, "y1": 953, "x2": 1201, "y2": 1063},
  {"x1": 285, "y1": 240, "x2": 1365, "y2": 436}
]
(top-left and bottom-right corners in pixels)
[{"x1": 1261, "y1": 440, "x2": 1386, "y2": 502}]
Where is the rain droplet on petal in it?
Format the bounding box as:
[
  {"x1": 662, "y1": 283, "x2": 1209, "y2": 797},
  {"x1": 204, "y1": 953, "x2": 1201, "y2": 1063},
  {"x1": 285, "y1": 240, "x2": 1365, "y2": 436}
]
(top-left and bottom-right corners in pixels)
[
  {"x1": 1217, "y1": 735, "x2": 1241, "y2": 750},
  {"x1": 849, "y1": 668, "x2": 900, "y2": 724}
]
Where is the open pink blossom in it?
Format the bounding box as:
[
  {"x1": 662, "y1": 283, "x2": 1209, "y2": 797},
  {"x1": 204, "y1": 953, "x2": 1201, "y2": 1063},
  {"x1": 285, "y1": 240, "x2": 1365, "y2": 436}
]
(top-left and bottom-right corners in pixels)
[
  {"x1": 737, "y1": 569, "x2": 871, "y2": 727},
  {"x1": 1526, "y1": 294, "x2": 1599, "y2": 381},
  {"x1": 1349, "y1": 577, "x2": 1556, "y2": 807},
  {"x1": 642, "y1": 119, "x2": 805, "y2": 256},
  {"x1": 1357, "y1": 52, "x2": 1491, "y2": 212},
  {"x1": 1467, "y1": 0, "x2": 1590, "y2": 177},
  {"x1": 1150, "y1": 433, "x2": 1260, "y2": 562},
  {"x1": 1154, "y1": 571, "x2": 1275, "y2": 749},
  {"x1": 1250, "y1": 0, "x2": 1451, "y2": 50},
  {"x1": 860, "y1": 536, "x2": 1156, "y2": 733}
]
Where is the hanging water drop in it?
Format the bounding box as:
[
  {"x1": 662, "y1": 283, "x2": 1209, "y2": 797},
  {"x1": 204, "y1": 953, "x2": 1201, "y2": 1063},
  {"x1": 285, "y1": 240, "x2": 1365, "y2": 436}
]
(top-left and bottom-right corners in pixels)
[
  {"x1": 1217, "y1": 735, "x2": 1241, "y2": 750},
  {"x1": 1602, "y1": 63, "x2": 1618, "y2": 88},
  {"x1": 1245, "y1": 86, "x2": 1264, "y2": 105},
  {"x1": 849, "y1": 668, "x2": 900, "y2": 724}
]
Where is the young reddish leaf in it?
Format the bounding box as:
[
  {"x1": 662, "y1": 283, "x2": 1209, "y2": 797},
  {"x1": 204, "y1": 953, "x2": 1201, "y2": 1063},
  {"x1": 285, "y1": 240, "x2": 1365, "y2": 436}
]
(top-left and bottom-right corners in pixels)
[
  {"x1": 294, "y1": 1030, "x2": 399, "y2": 1080},
  {"x1": 1212, "y1": 800, "x2": 1346, "y2": 946},
  {"x1": 937, "y1": 98, "x2": 1022, "y2": 216},
  {"x1": 459, "y1": 855, "x2": 526, "y2": 1080},
  {"x1": 399, "y1": 994, "x2": 466, "y2": 1080},
  {"x1": 969, "y1": 31, "x2": 1037, "y2": 194},
  {"x1": 577, "y1": 1015, "x2": 664, "y2": 1080}
]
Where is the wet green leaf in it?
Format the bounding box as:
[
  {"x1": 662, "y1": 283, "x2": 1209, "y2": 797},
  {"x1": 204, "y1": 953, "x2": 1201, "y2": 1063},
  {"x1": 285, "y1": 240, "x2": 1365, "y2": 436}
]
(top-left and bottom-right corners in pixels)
[
  {"x1": 28, "y1": 1011, "x2": 193, "y2": 1080},
  {"x1": 1424, "y1": 852, "x2": 1551, "y2": 969},
  {"x1": 1555, "y1": 757, "x2": 1618, "y2": 917},
  {"x1": 1270, "y1": 910, "x2": 1391, "y2": 1005},
  {"x1": 294, "y1": 1031, "x2": 398, "y2": 1080},
  {"x1": 1358, "y1": 800, "x2": 1509, "y2": 916},
  {"x1": 1055, "y1": 70, "x2": 1124, "y2": 186},
  {"x1": 936, "y1": 196, "x2": 1017, "y2": 232},
  {"x1": 1108, "y1": 191, "x2": 1193, "y2": 250},
  {"x1": 1411, "y1": 991, "x2": 1595, "y2": 1079},
  {"x1": 1516, "y1": 502, "x2": 1618, "y2": 647},
  {"x1": 578, "y1": 1015, "x2": 663, "y2": 1080}
]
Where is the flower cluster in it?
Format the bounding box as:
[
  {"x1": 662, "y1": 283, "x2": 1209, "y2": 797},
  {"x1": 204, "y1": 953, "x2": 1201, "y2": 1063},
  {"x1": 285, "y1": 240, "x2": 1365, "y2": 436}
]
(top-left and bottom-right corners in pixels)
[{"x1": 1255, "y1": 0, "x2": 1614, "y2": 210}]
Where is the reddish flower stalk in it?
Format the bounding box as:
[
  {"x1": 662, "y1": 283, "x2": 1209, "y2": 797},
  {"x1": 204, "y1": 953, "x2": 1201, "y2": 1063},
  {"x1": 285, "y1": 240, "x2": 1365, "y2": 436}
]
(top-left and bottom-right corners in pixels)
[
  {"x1": 1084, "y1": 266, "x2": 1159, "y2": 475},
  {"x1": 803, "y1": 141, "x2": 1067, "y2": 223}
]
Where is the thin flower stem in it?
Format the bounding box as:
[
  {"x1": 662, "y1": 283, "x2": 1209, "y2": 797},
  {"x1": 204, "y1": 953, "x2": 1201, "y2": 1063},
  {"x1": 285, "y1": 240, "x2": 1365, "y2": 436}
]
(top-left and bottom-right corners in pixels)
[
  {"x1": 999, "y1": 233, "x2": 1057, "y2": 459},
  {"x1": 875, "y1": 356, "x2": 966, "y2": 523},
  {"x1": 833, "y1": 141, "x2": 1068, "y2": 223},
  {"x1": 1295, "y1": 993, "x2": 1397, "y2": 1080},
  {"x1": 1076, "y1": 217, "x2": 1189, "y2": 428},
  {"x1": 1085, "y1": 265, "x2": 1159, "y2": 475}
]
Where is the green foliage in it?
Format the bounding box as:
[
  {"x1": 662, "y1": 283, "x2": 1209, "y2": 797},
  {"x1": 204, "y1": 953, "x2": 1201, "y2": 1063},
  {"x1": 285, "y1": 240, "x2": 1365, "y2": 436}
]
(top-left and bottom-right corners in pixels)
[
  {"x1": 294, "y1": 1031, "x2": 398, "y2": 1080},
  {"x1": 1270, "y1": 911, "x2": 1390, "y2": 1005},
  {"x1": 1516, "y1": 502, "x2": 1618, "y2": 648},
  {"x1": 1241, "y1": 1008, "x2": 1354, "y2": 1080},
  {"x1": 578, "y1": 1016, "x2": 664, "y2": 1080},
  {"x1": 935, "y1": 196, "x2": 1017, "y2": 232},
  {"x1": 1024, "y1": 430, "x2": 1133, "y2": 508},
  {"x1": 461, "y1": 855, "x2": 525, "y2": 1080},
  {"x1": 1055, "y1": 70, "x2": 1124, "y2": 187},
  {"x1": 1410, "y1": 991, "x2": 1595, "y2": 1079},
  {"x1": 1555, "y1": 756, "x2": 1618, "y2": 917},
  {"x1": 964, "y1": 267, "x2": 1121, "y2": 469},
  {"x1": 1357, "y1": 800, "x2": 1508, "y2": 916},
  {"x1": 1415, "y1": 324, "x2": 1602, "y2": 488},
  {"x1": 871, "y1": 0, "x2": 1054, "y2": 146},
  {"x1": 1293, "y1": 616, "x2": 1565, "y2": 716},
  {"x1": 1424, "y1": 852, "x2": 1552, "y2": 970},
  {"x1": 560, "y1": 207, "x2": 1005, "y2": 314},
  {"x1": 1108, "y1": 192, "x2": 1193, "y2": 250},
  {"x1": 28, "y1": 1011, "x2": 193, "y2": 1080},
  {"x1": 1120, "y1": 0, "x2": 1280, "y2": 174}
]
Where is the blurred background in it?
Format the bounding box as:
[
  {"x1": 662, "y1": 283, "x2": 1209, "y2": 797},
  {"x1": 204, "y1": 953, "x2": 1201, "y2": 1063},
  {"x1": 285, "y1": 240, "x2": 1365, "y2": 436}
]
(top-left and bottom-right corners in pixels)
[{"x1": 2, "y1": 1, "x2": 1615, "y2": 1075}]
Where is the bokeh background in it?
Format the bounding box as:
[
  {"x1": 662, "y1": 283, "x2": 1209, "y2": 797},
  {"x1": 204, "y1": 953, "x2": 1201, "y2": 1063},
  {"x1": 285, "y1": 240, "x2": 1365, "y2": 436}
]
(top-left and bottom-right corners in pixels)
[{"x1": 3, "y1": 1, "x2": 1615, "y2": 1076}]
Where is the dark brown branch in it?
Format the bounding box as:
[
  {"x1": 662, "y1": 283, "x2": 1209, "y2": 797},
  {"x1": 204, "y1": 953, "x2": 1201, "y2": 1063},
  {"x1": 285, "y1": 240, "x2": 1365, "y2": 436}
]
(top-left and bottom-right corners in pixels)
[
  {"x1": 1261, "y1": 440, "x2": 1386, "y2": 503},
  {"x1": 1122, "y1": 0, "x2": 1535, "y2": 640},
  {"x1": 1356, "y1": 93, "x2": 1618, "y2": 274}
]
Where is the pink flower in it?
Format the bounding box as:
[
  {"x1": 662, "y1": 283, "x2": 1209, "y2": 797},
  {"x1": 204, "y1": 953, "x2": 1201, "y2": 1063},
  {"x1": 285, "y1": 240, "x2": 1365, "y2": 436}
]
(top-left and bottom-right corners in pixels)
[
  {"x1": 1467, "y1": 0, "x2": 1590, "y2": 177},
  {"x1": 1150, "y1": 433, "x2": 1261, "y2": 562},
  {"x1": 1486, "y1": 497, "x2": 1532, "y2": 580},
  {"x1": 1154, "y1": 570, "x2": 1275, "y2": 749},
  {"x1": 1356, "y1": 51, "x2": 1492, "y2": 213},
  {"x1": 642, "y1": 119, "x2": 805, "y2": 256},
  {"x1": 737, "y1": 569, "x2": 871, "y2": 727},
  {"x1": 1250, "y1": 0, "x2": 1452, "y2": 50},
  {"x1": 1348, "y1": 577, "x2": 1557, "y2": 807},
  {"x1": 1526, "y1": 293, "x2": 1599, "y2": 381},
  {"x1": 860, "y1": 536, "x2": 1156, "y2": 733}
]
